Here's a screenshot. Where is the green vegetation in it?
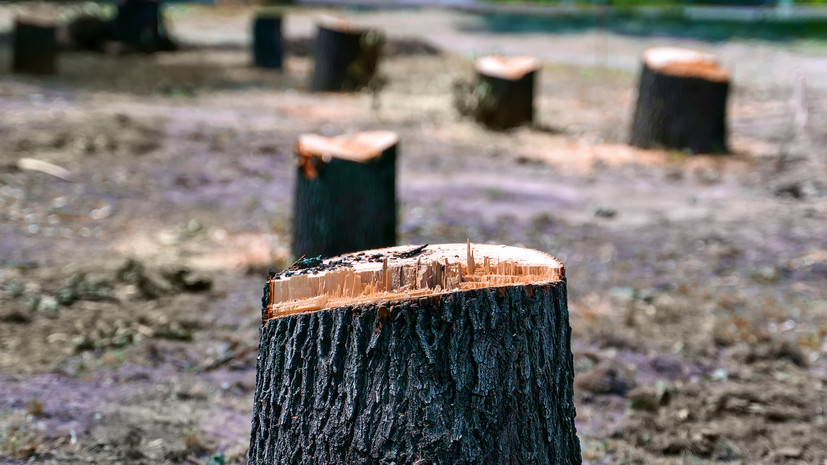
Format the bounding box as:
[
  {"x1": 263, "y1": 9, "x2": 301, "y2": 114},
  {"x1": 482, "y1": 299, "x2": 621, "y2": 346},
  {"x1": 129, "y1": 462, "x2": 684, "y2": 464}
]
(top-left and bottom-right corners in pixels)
[{"x1": 472, "y1": 8, "x2": 827, "y2": 42}]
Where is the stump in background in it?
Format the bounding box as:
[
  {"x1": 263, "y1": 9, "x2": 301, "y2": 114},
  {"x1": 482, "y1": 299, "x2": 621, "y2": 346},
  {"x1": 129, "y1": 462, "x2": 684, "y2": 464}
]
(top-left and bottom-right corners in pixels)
[
  {"x1": 630, "y1": 47, "x2": 729, "y2": 154},
  {"x1": 13, "y1": 13, "x2": 58, "y2": 75},
  {"x1": 111, "y1": 0, "x2": 176, "y2": 53},
  {"x1": 252, "y1": 13, "x2": 283, "y2": 69},
  {"x1": 66, "y1": 14, "x2": 112, "y2": 52},
  {"x1": 249, "y1": 243, "x2": 581, "y2": 464},
  {"x1": 465, "y1": 55, "x2": 540, "y2": 129},
  {"x1": 310, "y1": 16, "x2": 383, "y2": 92},
  {"x1": 292, "y1": 131, "x2": 397, "y2": 259}
]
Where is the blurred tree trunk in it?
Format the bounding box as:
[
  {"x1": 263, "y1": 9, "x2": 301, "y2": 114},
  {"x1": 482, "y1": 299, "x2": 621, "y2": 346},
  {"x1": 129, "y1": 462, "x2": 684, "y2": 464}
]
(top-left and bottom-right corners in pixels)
[
  {"x1": 473, "y1": 69, "x2": 536, "y2": 129},
  {"x1": 252, "y1": 14, "x2": 283, "y2": 69},
  {"x1": 291, "y1": 135, "x2": 396, "y2": 259},
  {"x1": 111, "y1": 0, "x2": 176, "y2": 53},
  {"x1": 13, "y1": 17, "x2": 57, "y2": 75},
  {"x1": 630, "y1": 50, "x2": 729, "y2": 154},
  {"x1": 310, "y1": 20, "x2": 382, "y2": 92}
]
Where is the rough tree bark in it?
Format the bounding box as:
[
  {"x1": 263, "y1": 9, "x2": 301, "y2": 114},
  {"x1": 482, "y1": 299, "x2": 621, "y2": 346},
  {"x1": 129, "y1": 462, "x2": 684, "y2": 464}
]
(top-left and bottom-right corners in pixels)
[
  {"x1": 111, "y1": 0, "x2": 176, "y2": 53},
  {"x1": 630, "y1": 46, "x2": 729, "y2": 154},
  {"x1": 252, "y1": 14, "x2": 283, "y2": 70},
  {"x1": 248, "y1": 243, "x2": 581, "y2": 465},
  {"x1": 461, "y1": 56, "x2": 540, "y2": 130},
  {"x1": 13, "y1": 14, "x2": 58, "y2": 75},
  {"x1": 310, "y1": 16, "x2": 383, "y2": 92},
  {"x1": 292, "y1": 131, "x2": 397, "y2": 259}
]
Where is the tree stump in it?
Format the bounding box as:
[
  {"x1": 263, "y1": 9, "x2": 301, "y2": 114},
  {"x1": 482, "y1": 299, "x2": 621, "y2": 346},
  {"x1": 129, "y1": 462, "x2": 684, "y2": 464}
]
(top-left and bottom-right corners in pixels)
[
  {"x1": 249, "y1": 242, "x2": 581, "y2": 465},
  {"x1": 66, "y1": 14, "x2": 112, "y2": 52},
  {"x1": 467, "y1": 55, "x2": 540, "y2": 129},
  {"x1": 111, "y1": 0, "x2": 176, "y2": 53},
  {"x1": 630, "y1": 47, "x2": 730, "y2": 154},
  {"x1": 292, "y1": 131, "x2": 397, "y2": 259},
  {"x1": 13, "y1": 13, "x2": 58, "y2": 75},
  {"x1": 252, "y1": 14, "x2": 283, "y2": 70},
  {"x1": 310, "y1": 16, "x2": 383, "y2": 92}
]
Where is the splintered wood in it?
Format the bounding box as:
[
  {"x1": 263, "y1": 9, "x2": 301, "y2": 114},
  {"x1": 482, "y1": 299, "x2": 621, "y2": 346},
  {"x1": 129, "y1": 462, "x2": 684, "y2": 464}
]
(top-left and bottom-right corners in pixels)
[{"x1": 265, "y1": 243, "x2": 563, "y2": 320}]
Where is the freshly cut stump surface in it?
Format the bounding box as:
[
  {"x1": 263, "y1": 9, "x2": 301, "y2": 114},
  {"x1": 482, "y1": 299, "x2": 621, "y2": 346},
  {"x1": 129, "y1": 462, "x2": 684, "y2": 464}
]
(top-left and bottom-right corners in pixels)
[
  {"x1": 291, "y1": 131, "x2": 397, "y2": 259},
  {"x1": 630, "y1": 46, "x2": 729, "y2": 153},
  {"x1": 249, "y1": 243, "x2": 582, "y2": 465},
  {"x1": 472, "y1": 55, "x2": 540, "y2": 129}
]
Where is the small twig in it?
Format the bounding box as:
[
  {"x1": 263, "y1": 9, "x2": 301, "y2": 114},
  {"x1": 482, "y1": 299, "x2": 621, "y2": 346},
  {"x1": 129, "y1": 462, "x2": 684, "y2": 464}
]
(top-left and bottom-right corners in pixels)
[
  {"x1": 17, "y1": 158, "x2": 74, "y2": 181},
  {"x1": 201, "y1": 345, "x2": 257, "y2": 372},
  {"x1": 398, "y1": 244, "x2": 428, "y2": 259}
]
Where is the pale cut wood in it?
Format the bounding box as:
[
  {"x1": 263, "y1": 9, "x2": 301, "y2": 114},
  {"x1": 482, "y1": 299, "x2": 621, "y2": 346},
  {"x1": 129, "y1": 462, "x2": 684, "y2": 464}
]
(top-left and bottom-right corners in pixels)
[
  {"x1": 475, "y1": 55, "x2": 541, "y2": 80},
  {"x1": 266, "y1": 243, "x2": 563, "y2": 319},
  {"x1": 296, "y1": 131, "x2": 399, "y2": 163},
  {"x1": 642, "y1": 47, "x2": 729, "y2": 82},
  {"x1": 317, "y1": 15, "x2": 364, "y2": 33}
]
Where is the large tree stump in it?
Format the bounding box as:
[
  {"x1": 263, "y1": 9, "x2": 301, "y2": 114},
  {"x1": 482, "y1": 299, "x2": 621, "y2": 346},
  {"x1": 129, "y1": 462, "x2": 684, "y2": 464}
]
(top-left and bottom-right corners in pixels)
[
  {"x1": 310, "y1": 16, "x2": 383, "y2": 92},
  {"x1": 292, "y1": 131, "x2": 397, "y2": 259},
  {"x1": 111, "y1": 0, "x2": 176, "y2": 53},
  {"x1": 13, "y1": 13, "x2": 58, "y2": 75},
  {"x1": 464, "y1": 56, "x2": 540, "y2": 130},
  {"x1": 249, "y1": 243, "x2": 582, "y2": 464},
  {"x1": 252, "y1": 13, "x2": 283, "y2": 70},
  {"x1": 630, "y1": 47, "x2": 729, "y2": 154}
]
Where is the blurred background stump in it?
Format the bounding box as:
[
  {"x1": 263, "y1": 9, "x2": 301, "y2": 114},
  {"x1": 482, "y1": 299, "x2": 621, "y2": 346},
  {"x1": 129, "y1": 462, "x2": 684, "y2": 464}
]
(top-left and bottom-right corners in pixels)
[
  {"x1": 630, "y1": 46, "x2": 729, "y2": 154},
  {"x1": 111, "y1": 0, "x2": 176, "y2": 53},
  {"x1": 13, "y1": 13, "x2": 58, "y2": 75},
  {"x1": 310, "y1": 16, "x2": 383, "y2": 92},
  {"x1": 252, "y1": 13, "x2": 283, "y2": 69},
  {"x1": 457, "y1": 55, "x2": 539, "y2": 130},
  {"x1": 250, "y1": 243, "x2": 581, "y2": 464},
  {"x1": 292, "y1": 131, "x2": 397, "y2": 259},
  {"x1": 66, "y1": 14, "x2": 111, "y2": 52}
]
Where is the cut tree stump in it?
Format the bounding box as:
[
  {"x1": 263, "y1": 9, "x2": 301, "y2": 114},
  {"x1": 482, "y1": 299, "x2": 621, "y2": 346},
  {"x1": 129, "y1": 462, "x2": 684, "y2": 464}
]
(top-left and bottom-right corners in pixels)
[
  {"x1": 310, "y1": 16, "x2": 383, "y2": 92},
  {"x1": 292, "y1": 131, "x2": 397, "y2": 259},
  {"x1": 252, "y1": 13, "x2": 283, "y2": 70},
  {"x1": 111, "y1": 0, "x2": 176, "y2": 53},
  {"x1": 466, "y1": 55, "x2": 540, "y2": 129},
  {"x1": 13, "y1": 13, "x2": 58, "y2": 75},
  {"x1": 249, "y1": 243, "x2": 581, "y2": 465},
  {"x1": 630, "y1": 47, "x2": 730, "y2": 154}
]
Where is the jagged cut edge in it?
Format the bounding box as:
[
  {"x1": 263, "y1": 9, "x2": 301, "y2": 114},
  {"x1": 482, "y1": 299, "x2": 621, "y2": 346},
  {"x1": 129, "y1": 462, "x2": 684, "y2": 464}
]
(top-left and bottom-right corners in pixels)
[{"x1": 265, "y1": 243, "x2": 563, "y2": 320}]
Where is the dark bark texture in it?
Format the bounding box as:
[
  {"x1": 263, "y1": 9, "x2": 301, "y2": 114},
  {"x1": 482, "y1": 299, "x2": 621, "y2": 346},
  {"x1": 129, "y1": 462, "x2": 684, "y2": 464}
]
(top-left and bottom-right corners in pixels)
[
  {"x1": 291, "y1": 145, "x2": 396, "y2": 259},
  {"x1": 13, "y1": 19, "x2": 57, "y2": 75},
  {"x1": 473, "y1": 70, "x2": 535, "y2": 130},
  {"x1": 310, "y1": 24, "x2": 382, "y2": 92},
  {"x1": 248, "y1": 281, "x2": 581, "y2": 464},
  {"x1": 253, "y1": 16, "x2": 283, "y2": 70},
  {"x1": 630, "y1": 64, "x2": 729, "y2": 154},
  {"x1": 111, "y1": 0, "x2": 176, "y2": 53}
]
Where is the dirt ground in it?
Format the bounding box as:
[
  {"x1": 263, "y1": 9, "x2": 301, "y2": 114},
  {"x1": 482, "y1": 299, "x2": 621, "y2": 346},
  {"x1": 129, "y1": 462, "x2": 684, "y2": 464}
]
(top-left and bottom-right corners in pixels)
[{"x1": 1, "y1": 5, "x2": 827, "y2": 464}]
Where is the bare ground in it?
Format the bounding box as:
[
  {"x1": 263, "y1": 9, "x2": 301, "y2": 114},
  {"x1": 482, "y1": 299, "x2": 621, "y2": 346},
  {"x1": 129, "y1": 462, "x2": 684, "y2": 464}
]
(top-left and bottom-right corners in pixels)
[{"x1": 1, "y1": 5, "x2": 827, "y2": 465}]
